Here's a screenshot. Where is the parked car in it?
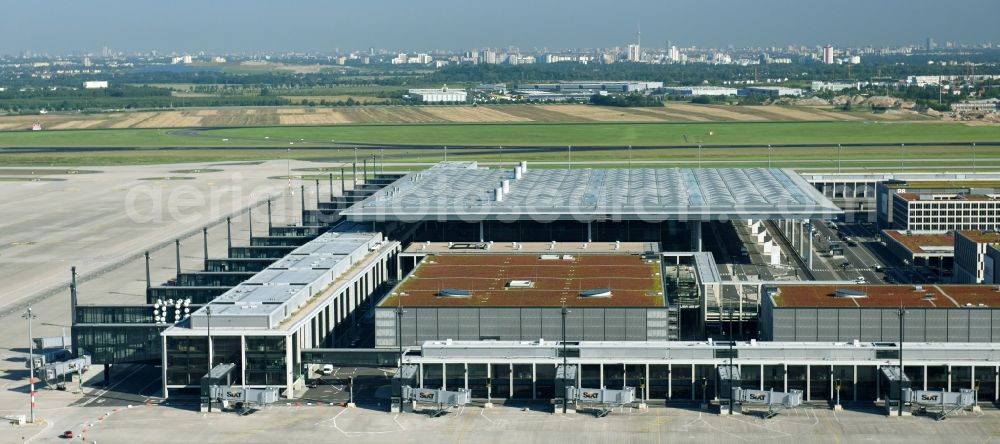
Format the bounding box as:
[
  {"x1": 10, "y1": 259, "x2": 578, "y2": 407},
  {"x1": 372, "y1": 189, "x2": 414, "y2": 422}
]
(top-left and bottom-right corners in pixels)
[{"x1": 320, "y1": 364, "x2": 334, "y2": 376}]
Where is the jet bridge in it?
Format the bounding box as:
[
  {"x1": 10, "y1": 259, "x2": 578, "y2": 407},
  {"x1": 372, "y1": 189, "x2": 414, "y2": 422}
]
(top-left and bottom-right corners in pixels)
[
  {"x1": 400, "y1": 386, "x2": 472, "y2": 417},
  {"x1": 210, "y1": 385, "x2": 281, "y2": 414},
  {"x1": 730, "y1": 387, "x2": 803, "y2": 418},
  {"x1": 910, "y1": 389, "x2": 976, "y2": 420},
  {"x1": 565, "y1": 386, "x2": 636, "y2": 417},
  {"x1": 39, "y1": 355, "x2": 90, "y2": 390},
  {"x1": 718, "y1": 365, "x2": 801, "y2": 417}
]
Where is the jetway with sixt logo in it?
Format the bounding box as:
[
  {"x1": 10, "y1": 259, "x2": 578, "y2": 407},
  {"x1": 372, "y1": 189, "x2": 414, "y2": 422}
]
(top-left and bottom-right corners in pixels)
[
  {"x1": 39, "y1": 355, "x2": 90, "y2": 391},
  {"x1": 907, "y1": 389, "x2": 977, "y2": 420},
  {"x1": 209, "y1": 385, "x2": 281, "y2": 407},
  {"x1": 400, "y1": 386, "x2": 471, "y2": 417},
  {"x1": 728, "y1": 387, "x2": 803, "y2": 418},
  {"x1": 565, "y1": 386, "x2": 636, "y2": 417}
]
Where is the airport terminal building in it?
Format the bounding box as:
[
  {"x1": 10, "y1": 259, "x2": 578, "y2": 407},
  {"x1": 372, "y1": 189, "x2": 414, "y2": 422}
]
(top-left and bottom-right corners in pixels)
[{"x1": 67, "y1": 161, "x2": 1000, "y2": 407}]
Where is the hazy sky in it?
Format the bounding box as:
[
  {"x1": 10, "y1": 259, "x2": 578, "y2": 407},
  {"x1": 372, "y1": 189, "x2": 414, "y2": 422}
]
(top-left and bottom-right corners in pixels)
[{"x1": 3, "y1": 0, "x2": 998, "y2": 55}]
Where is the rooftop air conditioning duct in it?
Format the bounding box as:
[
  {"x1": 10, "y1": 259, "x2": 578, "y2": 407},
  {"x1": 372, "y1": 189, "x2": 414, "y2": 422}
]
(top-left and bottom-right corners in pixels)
[
  {"x1": 438, "y1": 288, "x2": 472, "y2": 298},
  {"x1": 580, "y1": 288, "x2": 612, "y2": 298},
  {"x1": 834, "y1": 288, "x2": 867, "y2": 299}
]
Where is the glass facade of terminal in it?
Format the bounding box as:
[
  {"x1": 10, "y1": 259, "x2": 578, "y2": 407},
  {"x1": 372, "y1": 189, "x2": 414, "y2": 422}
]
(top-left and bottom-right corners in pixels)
[
  {"x1": 245, "y1": 336, "x2": 286, "y2": 386},
  {"x1": 73, "y1": 324, "x2": 163, "y2": 364},
  {"x1": 166, "y1": 337, "x2": 209, "y2": 386},
  {"x1": 412, "y1": 362, "x2": 1000, "y2": 403}
]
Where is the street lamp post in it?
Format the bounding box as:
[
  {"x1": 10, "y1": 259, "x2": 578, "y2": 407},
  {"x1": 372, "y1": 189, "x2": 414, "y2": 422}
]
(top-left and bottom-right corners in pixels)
[
  {"x1": 395, "y1": 303, "x2": 405, "y2": 378},
  {"x1": 206, "y1": 305, "x2": 212, "y2": 413},
  {"x1": 567, "y1": 145, "x2": 572, "y2": 170},
  {"x1": 701, "y1": 377, "x2": 708, "y2": 410},
  {"x1": 834, "y1": 378, "x2": 842, "y2": 409},
  {"x1": 728, "y1": 307, "x2": 734, "y2": 415},
  {"x1": 767, "y1": 144, "x2": 772, "y2": 169},
  {"x1": 898, "y1": 309, "x2": 906, "y2": 416},
  {"x1": 561, "y1": 305, "x2": 569, "y2": 413},
  {"x1": 23, "y1": 308, "x2": 37, "y2": 423}
]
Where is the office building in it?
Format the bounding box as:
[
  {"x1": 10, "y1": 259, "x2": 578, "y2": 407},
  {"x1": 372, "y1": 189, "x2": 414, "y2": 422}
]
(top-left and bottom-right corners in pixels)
[
  {"x1": 877, "y1": 181, "x2": 1000, "y2": 231},
  {"x1": 954, "y1": 231, "x2": 1000, "y2": 284},
  {"x1": 823, "y1": 45, "x2": 834, "y2": 64}
]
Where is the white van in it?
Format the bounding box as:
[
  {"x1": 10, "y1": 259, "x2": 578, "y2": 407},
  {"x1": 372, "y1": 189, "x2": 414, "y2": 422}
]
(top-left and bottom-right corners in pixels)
[{"x1": 320, "y1": 364, "x2": 334, "y2": 376}]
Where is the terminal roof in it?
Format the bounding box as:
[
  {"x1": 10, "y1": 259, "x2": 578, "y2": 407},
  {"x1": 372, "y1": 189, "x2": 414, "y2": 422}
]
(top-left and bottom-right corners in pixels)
[
  {"x1": 170, "y1": 231, "x2": 382, "y2": 330},
  {"x1": 381, "y1": 253, "x2": 664, "y2": 308},
  {"x1": 770, "y1": 285, "x2": 1000, "y2": 308},
  {"x1": 343, "y1": 163, "x2": 841, "y2": 222},
  {"x1": 882, "y1": 230, "x2": 954, "y2": 255}
]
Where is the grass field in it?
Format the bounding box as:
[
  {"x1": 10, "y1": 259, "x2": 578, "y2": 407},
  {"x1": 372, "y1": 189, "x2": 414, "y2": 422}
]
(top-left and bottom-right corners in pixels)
[
  {"x1": 1, "y1": 121, "x2": 994, "y2": 149},
  {"x1": 203, "y1": 121, "x2": 996, "y2": 146},
  {"x1": 1, "y1": 142, "x2": 997, "y2": 170}
]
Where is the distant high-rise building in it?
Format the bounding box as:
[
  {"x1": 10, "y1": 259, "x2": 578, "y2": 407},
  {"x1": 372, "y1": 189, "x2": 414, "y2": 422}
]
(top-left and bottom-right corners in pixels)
[
  {"x1": 668, "y1": 46, "x2": 680, "y2": 63},
  {"x1": 481, "y1": 50, "x2": 498, "y2": 64},
  {"x1": 82, "y1": 57, "x2": 92, "y2": 67},
  {"x1": 926, "y1": 37, "x2": 937, "y2": 50},
  {"x1": 627, "y1": 44, "x2": 641, "y2": 62},
  {"x1": 101, "y1": 46, "x2": 111, "y2": 58},
  {"x1": 627, "y1": 24, "x2": 642, "y2": 62},
  {"x1": 822, "y1": 45, "x2": 834, "y2": 64}
]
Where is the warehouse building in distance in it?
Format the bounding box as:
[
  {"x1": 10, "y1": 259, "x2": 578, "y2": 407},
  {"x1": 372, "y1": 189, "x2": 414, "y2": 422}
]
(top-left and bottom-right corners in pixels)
[
  {"x1": 662, "y1": 86, "x2": 738, "y2": 96},
  {"x1": 375, "y1": 242, "x2": 668, "y2": 347},
  {"x1": 515, "y1": 81, "x2": 663, "y2": 93},
  {"x1": 760, "y1": 284, "x2": 1000, "y2": 342},
  {"x1": 408, "y1": 85, "x2": 468, "y2": 103}
]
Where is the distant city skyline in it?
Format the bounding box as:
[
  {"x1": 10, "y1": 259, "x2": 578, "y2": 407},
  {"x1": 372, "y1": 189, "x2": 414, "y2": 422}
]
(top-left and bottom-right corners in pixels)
[{"x1": 2, "y1": 0, "x2": 999, "y2": 55}]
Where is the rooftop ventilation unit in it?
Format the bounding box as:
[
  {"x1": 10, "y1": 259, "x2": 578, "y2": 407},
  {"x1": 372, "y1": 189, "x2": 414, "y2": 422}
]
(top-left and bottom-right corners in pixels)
[
  {"x1": 438, "y1": 288, "x2": 472, "y2": 298},
  {"x1": 834, "y1": 288, "x2": 867, "y2": 299},
  {"x1": 507, "y1": 280, "x2": 535, "y2": 289},
  {"x1": 580, "y1": 288, "x2": 612, "y2": 298},
  {"x1": 913, "y1": 285, "x2": 925, "y2": 292}
]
